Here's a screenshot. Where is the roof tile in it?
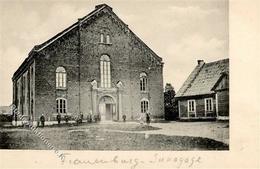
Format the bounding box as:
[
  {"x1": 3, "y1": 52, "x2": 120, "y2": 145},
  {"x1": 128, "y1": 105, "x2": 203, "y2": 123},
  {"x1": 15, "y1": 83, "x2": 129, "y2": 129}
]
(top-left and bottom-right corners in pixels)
[{"x1": 175, "y1": 58, "x2": 229, "y2": 97}]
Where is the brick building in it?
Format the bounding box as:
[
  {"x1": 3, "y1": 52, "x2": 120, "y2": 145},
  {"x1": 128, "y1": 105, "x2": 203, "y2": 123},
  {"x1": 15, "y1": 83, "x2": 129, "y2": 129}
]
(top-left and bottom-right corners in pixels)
[
  {"x1": 175, "y1": 59, "x2": 229, "y2": 120},
  {"x1": 12, "y1": 4, "x2": 164, "y2": 123}
]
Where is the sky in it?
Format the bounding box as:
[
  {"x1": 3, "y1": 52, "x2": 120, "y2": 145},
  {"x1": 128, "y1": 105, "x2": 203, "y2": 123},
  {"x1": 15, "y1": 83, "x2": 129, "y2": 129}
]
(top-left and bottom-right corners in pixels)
[{"x1": 0, "y1": 0, "x2": 228, "y2": 106}]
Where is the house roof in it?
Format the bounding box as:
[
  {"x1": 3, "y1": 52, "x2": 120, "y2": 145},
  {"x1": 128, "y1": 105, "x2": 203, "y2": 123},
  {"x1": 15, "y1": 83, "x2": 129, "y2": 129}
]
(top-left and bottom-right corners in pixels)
[{"x1": 175, "y1": 58, "x2": 229, "y2": 97}]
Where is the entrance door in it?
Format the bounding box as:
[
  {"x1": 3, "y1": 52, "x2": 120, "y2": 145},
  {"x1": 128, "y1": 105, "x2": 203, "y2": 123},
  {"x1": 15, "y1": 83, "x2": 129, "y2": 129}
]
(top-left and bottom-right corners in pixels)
[
  {"x1": 105, "y1": 104, "x2": 112, "y2": 120},
  {"x1": 98, "y1": 96, "x2": 116, "y2": 121}
]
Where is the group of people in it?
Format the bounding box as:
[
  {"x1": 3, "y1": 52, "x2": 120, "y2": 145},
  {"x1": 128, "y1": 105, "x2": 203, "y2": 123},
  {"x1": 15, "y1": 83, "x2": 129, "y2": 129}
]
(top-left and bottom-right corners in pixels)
[
  {"x1": 38, "y1": 113, "x2": 84, "y2": 127},
  {"x1": 34, "y1": 111, "x2": 152, "y2": 127}
]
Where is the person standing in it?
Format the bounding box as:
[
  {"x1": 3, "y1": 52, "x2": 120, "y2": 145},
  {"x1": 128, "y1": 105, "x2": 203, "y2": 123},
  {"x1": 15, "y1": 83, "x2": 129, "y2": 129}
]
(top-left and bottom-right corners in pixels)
[
  {"x1": 40, "y1": 114, "x2": 45, "y2": 127},
  {"x1": 57, "y1": 113, "x2": 61, "y2": 125},
  {"x1": 122, "y1": 115, "x2": 126, "y2": 122},
  {"x1": 64, "y1": 115, "x2": 69, "y2": 123},
  {"x1": 80, "y1": 112, "x2": 83, "y2": 123},
  {"x1": 146, "y1": 111, "x2": 151, "y2": 126}
]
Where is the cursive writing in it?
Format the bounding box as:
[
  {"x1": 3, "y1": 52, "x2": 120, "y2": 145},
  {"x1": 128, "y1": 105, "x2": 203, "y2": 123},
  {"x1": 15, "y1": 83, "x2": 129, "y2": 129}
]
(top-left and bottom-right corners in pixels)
[{"x1": 61, "y1": 153, "x2": 202, "y2": 169}]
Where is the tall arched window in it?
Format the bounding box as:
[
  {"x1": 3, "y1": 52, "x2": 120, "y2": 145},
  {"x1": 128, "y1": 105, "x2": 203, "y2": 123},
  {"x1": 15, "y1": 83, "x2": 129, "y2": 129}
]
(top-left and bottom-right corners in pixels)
[
  {"x1": 56, "y1": 98, "x2": 67, "y2": 113},
  {"x1": 100, "y1": 55, "x2": 111, "y2": 88},
  {"x1": 140, "y1": 72, "x2": 148, "y2": 91},
  {"x1": 106, "y1": 35, "x2": 111, "y2": 44},
  {"x1": 141, "y1": 99, "x2": 149, "y2": 113},
  {"x1": 100, "y1": 33, "x2": 104, "y2": 43},
  {"x1": 56, "y1": 67, "x2": 66, "y2": 88}
]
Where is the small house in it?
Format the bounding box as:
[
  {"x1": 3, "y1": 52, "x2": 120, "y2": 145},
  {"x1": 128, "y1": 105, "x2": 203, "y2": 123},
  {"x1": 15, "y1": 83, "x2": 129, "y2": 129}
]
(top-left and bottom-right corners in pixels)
[{"x1": 175, "y1": 59, "x2": 229, "y2": 120}]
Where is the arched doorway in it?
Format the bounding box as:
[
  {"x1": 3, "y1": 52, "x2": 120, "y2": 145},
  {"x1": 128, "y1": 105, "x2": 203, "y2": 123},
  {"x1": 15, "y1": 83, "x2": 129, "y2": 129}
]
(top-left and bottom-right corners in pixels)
[{"x1": 98, "y1": 96, "x2": 116, "y2": 121}]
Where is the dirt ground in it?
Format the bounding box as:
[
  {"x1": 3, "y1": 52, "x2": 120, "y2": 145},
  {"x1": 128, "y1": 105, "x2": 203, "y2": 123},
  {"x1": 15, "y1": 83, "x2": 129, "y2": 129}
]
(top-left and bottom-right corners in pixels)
[
  {"x1": 145, "y1": 121, "x2": 229, "y2": 144},
  {"x1": 0, "y1": 122, "x2": 229, "y2": 150}
]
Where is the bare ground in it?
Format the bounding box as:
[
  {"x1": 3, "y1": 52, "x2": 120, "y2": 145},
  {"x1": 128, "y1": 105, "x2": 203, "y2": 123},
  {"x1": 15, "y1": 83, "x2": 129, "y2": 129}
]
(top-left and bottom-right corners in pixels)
[{"x1": 0, "y1": 122, "x2": 229, "y2": 150}]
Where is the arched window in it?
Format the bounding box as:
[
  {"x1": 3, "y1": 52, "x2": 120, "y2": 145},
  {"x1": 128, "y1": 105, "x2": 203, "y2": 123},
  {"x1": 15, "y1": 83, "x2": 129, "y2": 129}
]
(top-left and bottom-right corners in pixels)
[
  {"x1": 106, "y1": 35, "x2": 111, "y2": 44},
  {"x1": 56, "y1": 67, "x2": 66, "y2": 88},
  {"x1": 141, "y1": 99, "x2": 149, "y2": 113},
  {"x1": 140, "y1": 72, "x2": 148, "y2": 91},
  {"x1": 100, "y1": 55, "x2": 111, "y2": 88},
  {"x1": 56, "y1": 98, "x2": 67, "y2": 113},
  {"x1": 100, "y1": 33, "x2": 104, "y2": 43}
]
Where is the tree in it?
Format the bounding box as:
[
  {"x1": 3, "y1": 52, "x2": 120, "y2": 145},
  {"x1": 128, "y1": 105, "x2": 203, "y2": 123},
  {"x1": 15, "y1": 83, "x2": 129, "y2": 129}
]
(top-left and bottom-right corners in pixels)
[
  {"x1": 164, "y1": 83, "x2": 178, "y2": 120},
  {"x1": 164, "y1": 83, "x2": 175, "y2": 106}
]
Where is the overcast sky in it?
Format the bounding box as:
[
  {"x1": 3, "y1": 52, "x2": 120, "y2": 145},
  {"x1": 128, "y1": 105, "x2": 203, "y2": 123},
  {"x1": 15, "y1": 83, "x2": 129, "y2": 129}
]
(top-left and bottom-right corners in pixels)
[{"x1": 0, "y1": 0, "x2": 228, "y2": 106}]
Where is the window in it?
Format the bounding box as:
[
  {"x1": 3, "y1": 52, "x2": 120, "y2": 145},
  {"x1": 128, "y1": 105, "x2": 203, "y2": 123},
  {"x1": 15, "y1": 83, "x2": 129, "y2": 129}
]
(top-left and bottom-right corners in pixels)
[
  {"x1": 188, "y1": 100, "x2": 196, "y2": 112},
  {"x1": 56, "y1": 67, "x2": 66, "y2": 88},
  {"x1": 205, "y1": 98, "x2": 213, "y2": 111},
  {"x1": 56, "y1": 98, "x2": 67, "y2": 113},
  {"x1": 140, "y1": 73, "x2": 148, "y2": 91},
  {"x1": 100, "y1": 33, "x2": 104, "y2": 43},
  {"x1": 141, "y1": 99, "x2": 149, "y2": 113},
  {"x1": 99, "y1": 32, "x2": 111, "y2": 44},
  {"x1": 106, "y1": 35, "x2": 110, "y2": 44},
  {"x1": 100, "y1": 55, "x2": 111, "y2": 88}
]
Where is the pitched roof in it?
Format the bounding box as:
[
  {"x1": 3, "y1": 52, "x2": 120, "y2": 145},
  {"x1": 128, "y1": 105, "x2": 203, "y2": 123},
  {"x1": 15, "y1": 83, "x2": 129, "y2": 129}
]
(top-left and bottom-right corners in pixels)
[
  {"x1": 13, "y1": 4, "x2": 108, "y2": 80},
  {"x1": 13, "y1": 4, "x2": 163, "y2": 80},
  {"x1": 175, "y1": 58, "x2": 229, "y2": 97},
  {"x1": 33, "y1": 4, "x2": 108, "y2": 52},
  {"x1": 32, "y1": 4, "x2": 162, "y2": 61}
]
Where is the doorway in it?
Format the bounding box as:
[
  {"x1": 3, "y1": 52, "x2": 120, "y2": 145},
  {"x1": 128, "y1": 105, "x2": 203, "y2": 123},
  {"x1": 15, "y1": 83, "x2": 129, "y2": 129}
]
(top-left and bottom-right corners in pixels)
[{"x1": 98, "y1": 96, "x2": 116, "y2": 121}]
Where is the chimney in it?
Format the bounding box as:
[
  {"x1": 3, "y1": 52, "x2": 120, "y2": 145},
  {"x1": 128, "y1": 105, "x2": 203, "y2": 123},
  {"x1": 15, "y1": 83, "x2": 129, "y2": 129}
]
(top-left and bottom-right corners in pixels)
[{"x1": 197, "y1": 60, "x2": 204, "y2": 65}]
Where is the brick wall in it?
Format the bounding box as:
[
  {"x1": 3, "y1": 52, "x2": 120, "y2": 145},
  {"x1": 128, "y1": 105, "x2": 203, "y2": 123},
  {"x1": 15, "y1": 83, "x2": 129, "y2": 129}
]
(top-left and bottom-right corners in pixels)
[
  {"x1": 79, "y1": 10, "x2": 164, "y2": 120},
  {"x1": 31, "y1": 9, "x2": 164, "y2": 121},
  {"x1": 35, "y1": 28, "x2": 80, "y2": 121}
]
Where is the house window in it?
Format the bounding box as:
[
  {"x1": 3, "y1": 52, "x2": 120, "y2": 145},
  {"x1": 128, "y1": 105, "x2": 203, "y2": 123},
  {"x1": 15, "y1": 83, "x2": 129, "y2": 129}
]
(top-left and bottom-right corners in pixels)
[
  {"x1": 100, "y1": 33, "x2": 104, "y2": 43},
  {"x1": 205, "y1": 98, "x2": 213, "y2": 111},
  {"x1": 188, "y1": 100, "x2": 196, "y2": 113},
  {"x1": 140, "y1": 72, "x2": 148, "y2": 91},
  {"x1": 56, "y1": 67, "x2": 66, "y2": 88},
  {"x1": 56, "y1": 98, "x2": 67, "y2": 113},
  {"x1": 100, "y1": 55, "x2": 111, "y2": 88},
  {"x1": 106, "y1": 35, "x2": 110, "y2": 44},
  {"x1": 141, "y1": 99, "x2": 149, "y2": 113}
]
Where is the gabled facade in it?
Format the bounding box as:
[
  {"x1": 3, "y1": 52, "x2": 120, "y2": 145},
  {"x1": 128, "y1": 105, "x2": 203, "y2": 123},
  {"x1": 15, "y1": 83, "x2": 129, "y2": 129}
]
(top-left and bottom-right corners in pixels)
[
  {"x1": 12, "y1": 4, "x2": 164, "y2": 123},
  {"x1": 175, "y1": 59, "x2": 229, "y2": 120}
]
